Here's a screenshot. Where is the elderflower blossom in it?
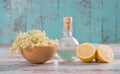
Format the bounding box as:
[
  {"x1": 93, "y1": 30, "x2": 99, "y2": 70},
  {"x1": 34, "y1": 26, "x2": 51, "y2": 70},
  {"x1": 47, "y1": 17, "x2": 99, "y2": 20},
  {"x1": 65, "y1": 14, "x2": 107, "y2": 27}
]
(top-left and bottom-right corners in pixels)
[{"x1": 10, "y1": 30, "x2": 58, "y2": 55}]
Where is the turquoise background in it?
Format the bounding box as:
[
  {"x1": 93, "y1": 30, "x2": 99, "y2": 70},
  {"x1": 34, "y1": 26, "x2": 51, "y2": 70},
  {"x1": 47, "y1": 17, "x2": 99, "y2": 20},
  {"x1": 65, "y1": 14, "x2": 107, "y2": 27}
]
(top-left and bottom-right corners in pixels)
[{"x1": 0, "y1": 0, "x2": 120, "y2": 44}]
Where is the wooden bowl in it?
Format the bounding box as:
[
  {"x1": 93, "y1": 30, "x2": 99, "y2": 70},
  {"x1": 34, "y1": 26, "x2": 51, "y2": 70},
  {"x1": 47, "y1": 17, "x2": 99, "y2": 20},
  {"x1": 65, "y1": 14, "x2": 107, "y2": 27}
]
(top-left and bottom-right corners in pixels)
[{"x1": 21, "y1": 45, "x2": 57, "y2": 64}]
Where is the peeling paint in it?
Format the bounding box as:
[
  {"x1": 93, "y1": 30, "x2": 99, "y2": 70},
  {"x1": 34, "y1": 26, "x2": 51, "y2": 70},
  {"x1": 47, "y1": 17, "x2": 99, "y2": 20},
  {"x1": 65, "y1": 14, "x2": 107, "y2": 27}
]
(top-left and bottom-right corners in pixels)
[{"x1": 0, "y1": 0, "x2": 120, "y2": 44}]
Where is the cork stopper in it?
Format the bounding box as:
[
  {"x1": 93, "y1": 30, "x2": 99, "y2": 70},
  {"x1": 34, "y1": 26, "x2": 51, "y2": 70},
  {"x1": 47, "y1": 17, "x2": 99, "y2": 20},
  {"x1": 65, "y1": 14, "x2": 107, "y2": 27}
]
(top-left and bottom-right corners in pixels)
[{"x1": 63, "y1": 16, "x2": 72, "y2": 30}]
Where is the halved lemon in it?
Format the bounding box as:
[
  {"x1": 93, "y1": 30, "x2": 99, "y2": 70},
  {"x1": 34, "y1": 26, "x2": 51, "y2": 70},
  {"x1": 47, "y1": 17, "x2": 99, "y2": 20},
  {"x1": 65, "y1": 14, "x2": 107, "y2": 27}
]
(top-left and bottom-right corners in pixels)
[
  {"x1": 76, "y1": 43, "x2": 96, "y2": 63},
  {"x1": 96, "y1": 45, "x2": 114, "y2": 63}
]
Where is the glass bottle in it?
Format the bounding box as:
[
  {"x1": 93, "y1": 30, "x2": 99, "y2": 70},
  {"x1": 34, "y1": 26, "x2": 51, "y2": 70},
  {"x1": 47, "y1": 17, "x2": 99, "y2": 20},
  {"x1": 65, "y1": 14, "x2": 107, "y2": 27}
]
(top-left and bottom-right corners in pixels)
[{"x1": 58, "y1": 16, "x2": 79, "y2": 62}]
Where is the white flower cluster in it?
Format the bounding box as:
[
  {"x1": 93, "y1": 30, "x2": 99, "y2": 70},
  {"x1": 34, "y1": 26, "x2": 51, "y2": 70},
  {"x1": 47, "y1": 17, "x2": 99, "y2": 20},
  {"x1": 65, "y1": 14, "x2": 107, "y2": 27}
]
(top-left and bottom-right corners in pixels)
[{"x1": 10, "y1": 30, "x2": 58, "y2": 55}]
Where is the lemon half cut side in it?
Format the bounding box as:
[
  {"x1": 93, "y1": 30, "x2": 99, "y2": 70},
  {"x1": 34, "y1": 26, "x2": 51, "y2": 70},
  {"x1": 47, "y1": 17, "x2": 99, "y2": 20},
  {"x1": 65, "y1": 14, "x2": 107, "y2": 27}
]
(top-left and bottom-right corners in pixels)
[
  {"x1": 76, "y1": 43, "x2": 96, "y2": 63},
  {"x1": 96, "y1": 45, "x2": 114, "y2": 63}
]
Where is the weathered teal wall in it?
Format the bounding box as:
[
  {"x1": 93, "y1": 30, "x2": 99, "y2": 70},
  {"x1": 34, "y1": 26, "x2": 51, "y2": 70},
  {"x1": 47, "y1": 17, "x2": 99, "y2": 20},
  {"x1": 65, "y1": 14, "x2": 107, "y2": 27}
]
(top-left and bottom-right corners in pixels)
[{"x1": 0, "y1": 0, "x2": 120, "y2": 44}]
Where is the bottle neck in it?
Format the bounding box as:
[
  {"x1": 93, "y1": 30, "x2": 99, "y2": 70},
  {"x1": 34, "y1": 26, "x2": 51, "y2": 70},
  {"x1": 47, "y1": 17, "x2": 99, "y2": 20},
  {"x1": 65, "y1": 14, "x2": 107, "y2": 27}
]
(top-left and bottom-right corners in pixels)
[
  {"x1": 63, "y1": 22, "x2": 73, "y2": 36},
  {"x1": 63, "y1": 29, "x2": 72, "y2": 36}
]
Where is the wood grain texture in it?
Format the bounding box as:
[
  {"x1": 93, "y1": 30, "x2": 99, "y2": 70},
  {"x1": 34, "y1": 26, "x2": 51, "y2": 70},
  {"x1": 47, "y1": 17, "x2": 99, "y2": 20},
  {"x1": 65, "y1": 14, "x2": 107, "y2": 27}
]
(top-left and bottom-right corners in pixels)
[
  {"x1": 42, "y1": 0, "x2": 61, "y2": 39},
  {"x1": 116, "y1": 0, "x2": 120, "y2": 43},
  {"x1": 26, "y1": 0, "x2": 43, "y2": 30},
  {"x1": 0, "y1": 0, "x2": 10, "y2": 44},
  {"x1": 0, "y1": 0, "x2": 120, "y2": 44},
  {"x1": 102, "y1": 0, "x2": 117, "y2": 43}
]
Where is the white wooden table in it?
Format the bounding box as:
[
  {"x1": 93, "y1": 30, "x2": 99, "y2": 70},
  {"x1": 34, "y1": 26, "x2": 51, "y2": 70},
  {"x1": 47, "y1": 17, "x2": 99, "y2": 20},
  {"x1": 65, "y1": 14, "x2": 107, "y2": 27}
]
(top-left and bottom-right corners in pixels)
[{"x1": 0, "y1": 44, "x2": 120, "y2": 74}]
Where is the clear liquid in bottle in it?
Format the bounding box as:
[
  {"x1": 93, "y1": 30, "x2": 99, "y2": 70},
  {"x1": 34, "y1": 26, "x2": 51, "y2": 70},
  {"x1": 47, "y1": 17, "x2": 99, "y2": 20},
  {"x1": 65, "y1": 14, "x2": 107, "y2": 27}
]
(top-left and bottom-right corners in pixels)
[{"x1": 58, "y1": 16, "x2": 79, "y2": 62}]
